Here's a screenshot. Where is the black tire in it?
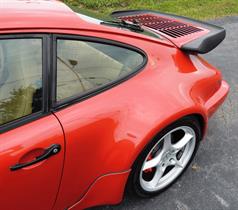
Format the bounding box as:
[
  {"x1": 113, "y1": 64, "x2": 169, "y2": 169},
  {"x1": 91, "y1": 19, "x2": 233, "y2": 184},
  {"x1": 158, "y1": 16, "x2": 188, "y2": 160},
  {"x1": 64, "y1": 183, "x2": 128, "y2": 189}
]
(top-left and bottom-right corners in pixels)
[{"x1": 127, "y1": 116, "x2": 202, "y2": 198}]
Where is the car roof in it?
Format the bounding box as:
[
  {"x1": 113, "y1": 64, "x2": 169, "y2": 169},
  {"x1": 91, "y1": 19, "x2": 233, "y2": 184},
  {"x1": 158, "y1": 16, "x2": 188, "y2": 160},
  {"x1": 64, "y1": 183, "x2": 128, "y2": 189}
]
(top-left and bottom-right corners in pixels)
[
  {"x1": 0, "y1": 0, "x2": 93, "y2": 30},
  {"x1": 0, "y1": 0, "x2": 173, "y2": 47}
]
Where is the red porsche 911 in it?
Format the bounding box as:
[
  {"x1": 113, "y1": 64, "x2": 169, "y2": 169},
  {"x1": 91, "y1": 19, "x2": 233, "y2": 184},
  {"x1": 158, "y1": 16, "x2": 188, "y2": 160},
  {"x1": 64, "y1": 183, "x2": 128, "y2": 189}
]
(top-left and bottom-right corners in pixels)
[{"x1": 0, "y1": 0, "x2": 229, "y2": 209}]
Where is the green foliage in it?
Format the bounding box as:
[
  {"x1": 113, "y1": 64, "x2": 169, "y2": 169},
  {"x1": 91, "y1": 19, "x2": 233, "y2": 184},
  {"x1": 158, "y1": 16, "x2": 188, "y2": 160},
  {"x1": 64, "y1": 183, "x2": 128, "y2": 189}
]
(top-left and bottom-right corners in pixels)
[
  {"x1": 65, "y1": 0, "x2": 130, "y2": 9},
  {"x1": 64, "y1": 0, "x2": 238, "y2": 20},
  {"x1": 0, "y1": 86, "x2": 35, "y2": 125}
]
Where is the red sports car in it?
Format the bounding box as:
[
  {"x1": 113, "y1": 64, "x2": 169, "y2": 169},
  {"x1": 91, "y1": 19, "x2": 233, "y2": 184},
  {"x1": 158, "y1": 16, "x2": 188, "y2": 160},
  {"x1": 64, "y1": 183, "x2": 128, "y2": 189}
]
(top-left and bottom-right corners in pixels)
[{"x1": 0, "y1": 1, "x2": 229, "y2": 209}]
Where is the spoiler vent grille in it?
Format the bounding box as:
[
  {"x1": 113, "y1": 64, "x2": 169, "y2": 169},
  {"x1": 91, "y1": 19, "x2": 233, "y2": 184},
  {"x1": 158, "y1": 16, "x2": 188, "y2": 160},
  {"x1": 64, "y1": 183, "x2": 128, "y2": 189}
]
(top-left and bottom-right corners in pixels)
[{"x1": 120, "y1": 14, "x2": 203, "y2": 38}]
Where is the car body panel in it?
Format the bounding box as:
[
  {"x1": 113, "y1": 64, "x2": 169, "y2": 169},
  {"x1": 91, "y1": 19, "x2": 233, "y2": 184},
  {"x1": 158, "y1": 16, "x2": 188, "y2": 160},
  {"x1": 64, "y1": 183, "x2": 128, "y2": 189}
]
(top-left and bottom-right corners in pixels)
[
  {"x1": 69, "y1": 170, "x2": 131, "y2": 210},
  {"x1": 0, "y1": 115, "x2": 65, "y2": 210},
  {"x1": 205, "y1": 80, "x2": 229, "y2": 117}
]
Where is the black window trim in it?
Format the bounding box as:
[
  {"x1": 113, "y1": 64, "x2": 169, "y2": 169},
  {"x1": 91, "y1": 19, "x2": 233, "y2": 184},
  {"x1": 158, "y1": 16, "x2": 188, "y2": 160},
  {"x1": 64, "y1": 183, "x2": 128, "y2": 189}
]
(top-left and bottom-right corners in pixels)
[
  {"x1": 0, "y1": 34, "x2": 50, "y2": 134},
  {"x1": 52, "y1": 34, "x2": 148, "y2": 110}
]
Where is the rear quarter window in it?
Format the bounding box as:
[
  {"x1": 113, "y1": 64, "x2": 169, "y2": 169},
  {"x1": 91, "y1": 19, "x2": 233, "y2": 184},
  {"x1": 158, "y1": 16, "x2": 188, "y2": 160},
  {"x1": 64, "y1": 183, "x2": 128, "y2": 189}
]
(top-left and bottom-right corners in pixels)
[{"x1": 56, "y1": 39, "x2": 145, "y2": 102}]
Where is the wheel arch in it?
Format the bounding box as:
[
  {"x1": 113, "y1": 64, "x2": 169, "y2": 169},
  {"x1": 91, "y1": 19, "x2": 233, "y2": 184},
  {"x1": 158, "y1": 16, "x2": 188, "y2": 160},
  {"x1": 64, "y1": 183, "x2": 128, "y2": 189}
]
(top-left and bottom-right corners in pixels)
[
  {"x1": 129, "y1": 111, "x2": 207, "y2": 171},
  {"x1": 188, "y1": 113, "x2": 206, "y2": 139},
  {"x1": 124, "y1": 112, "x2": 205, "y2": 197}
]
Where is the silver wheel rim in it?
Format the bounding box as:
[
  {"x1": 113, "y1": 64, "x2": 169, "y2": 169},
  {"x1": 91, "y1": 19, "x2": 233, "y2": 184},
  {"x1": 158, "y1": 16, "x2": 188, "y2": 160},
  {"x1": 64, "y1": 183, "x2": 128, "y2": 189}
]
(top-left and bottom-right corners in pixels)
[{"x1": 139, "y1": 126, "x2": 196, "y2": 192}]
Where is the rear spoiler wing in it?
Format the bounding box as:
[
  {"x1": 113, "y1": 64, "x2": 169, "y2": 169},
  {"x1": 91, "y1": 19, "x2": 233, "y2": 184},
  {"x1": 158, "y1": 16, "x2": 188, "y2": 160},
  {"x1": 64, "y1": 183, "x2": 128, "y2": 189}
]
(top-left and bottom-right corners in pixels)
[{"x1": 111, "y1": 10, "x2": 226, "y2": 54}]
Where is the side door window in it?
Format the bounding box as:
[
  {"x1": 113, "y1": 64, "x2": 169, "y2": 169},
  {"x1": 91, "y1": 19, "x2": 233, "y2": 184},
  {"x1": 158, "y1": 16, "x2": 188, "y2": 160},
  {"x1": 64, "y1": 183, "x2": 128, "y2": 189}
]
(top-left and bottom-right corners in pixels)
[
  {"x1": 0, "y1": 38, "x2": 42, "y2": 126},
  {"x1": 55, "y1": 38, "x2": 145, "y2": 102}
]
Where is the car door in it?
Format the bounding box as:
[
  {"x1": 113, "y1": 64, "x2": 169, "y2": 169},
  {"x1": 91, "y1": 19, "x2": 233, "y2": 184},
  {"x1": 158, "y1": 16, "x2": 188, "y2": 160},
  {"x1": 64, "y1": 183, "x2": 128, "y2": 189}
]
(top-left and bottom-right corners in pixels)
[
  {"x1": 0, "y1": 35, "x2": 65, "y2": 210},
  {"x1": 52, "y1": 35, "x2": 146, "y2": 209}
]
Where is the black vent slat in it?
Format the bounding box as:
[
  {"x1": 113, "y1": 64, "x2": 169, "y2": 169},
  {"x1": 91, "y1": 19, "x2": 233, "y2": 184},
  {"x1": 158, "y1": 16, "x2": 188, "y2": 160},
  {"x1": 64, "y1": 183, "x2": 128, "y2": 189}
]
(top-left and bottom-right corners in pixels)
[
  {"x1": 163, "y1": 27, "x2": 190, "y2": 36},
  {"x1": 171, "y1": 27, "x2": 195, "y2": 34},
  {"x1": 162, "y1": 30, "x2": 182, "y2": 38},
  {"x1": 121, "y1": 14, "x2": 203, "y2": 38}
]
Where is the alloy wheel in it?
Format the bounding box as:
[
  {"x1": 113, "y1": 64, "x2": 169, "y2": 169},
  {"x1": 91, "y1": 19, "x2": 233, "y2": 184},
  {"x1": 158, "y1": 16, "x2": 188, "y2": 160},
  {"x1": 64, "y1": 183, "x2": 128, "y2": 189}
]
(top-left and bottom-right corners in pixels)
[{"x1": 139, "y1": 126, "x2": 196, "y2": 192}]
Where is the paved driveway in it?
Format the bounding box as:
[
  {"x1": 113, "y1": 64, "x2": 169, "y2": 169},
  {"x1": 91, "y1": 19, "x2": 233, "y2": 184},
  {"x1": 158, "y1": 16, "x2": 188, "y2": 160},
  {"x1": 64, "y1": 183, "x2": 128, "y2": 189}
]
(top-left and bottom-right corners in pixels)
[{"x1": 95, "y1": 17, "x2": 238, "y2": 210}]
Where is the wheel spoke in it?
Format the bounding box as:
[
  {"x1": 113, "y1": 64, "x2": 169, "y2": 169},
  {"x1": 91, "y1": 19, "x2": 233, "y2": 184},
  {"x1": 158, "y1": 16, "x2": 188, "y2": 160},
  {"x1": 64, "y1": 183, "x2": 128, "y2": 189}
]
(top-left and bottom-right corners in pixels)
[
  {"x1": 175, "y1": 160, "x2": 184, "y2": 168},
  {"x1": 163, "y1": 134, "x2": 172, "y2": 151},
  {"x1": 143, "y1": 151, "x2": 163, "y2": 171},
  {"x1": 169, "y1": 157, "x2": 184, "y2": 168},
  {"x1": 172, "y1": 133, "x2": 193, "y2": 150},
  {"x1": 148, "y1": 165, "x2": 166, "y2": 187},
  {"x1": 174, "y1": 159, "x2": 184, "y2": 168}
]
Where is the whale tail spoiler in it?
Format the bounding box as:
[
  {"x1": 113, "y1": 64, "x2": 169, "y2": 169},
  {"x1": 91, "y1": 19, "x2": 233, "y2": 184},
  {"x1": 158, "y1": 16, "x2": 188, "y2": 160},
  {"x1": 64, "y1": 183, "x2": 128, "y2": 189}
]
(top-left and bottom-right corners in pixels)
[{"x1": 111, "y1": 10, "x2": 226, "y2": 54}]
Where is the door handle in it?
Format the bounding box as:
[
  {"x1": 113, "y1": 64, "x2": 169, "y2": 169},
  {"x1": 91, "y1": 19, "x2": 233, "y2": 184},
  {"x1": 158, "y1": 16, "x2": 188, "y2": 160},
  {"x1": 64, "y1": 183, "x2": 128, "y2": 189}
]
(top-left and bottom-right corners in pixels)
[{"x1": 10, "y1": 144, "x2": 61, "y2": 171}]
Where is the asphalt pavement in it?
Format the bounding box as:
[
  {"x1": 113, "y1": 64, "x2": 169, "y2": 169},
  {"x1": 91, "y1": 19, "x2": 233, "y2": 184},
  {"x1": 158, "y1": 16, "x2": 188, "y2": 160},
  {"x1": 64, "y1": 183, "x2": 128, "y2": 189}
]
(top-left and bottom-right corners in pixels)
[{"x1": 93, "y1": 16, "x2": 238, "y2": 210}]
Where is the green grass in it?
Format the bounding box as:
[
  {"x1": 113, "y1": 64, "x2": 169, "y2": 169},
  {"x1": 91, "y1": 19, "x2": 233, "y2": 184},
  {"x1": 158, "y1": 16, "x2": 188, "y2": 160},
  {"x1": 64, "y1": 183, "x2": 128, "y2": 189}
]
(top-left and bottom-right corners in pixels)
[{"x1": 64, "y1": 0, "x2": 238, "y2": 20}]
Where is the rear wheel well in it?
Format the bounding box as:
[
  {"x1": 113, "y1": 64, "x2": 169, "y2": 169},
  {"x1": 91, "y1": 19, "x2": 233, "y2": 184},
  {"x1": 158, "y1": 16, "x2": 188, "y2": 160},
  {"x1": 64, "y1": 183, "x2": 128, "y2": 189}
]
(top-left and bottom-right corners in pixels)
[
  {"x1": 188, "y1": 114, "x2": 206, "y2": 139},
  {"x1": 126, "y1": 114, "x2": 204, "y2": 197}
]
